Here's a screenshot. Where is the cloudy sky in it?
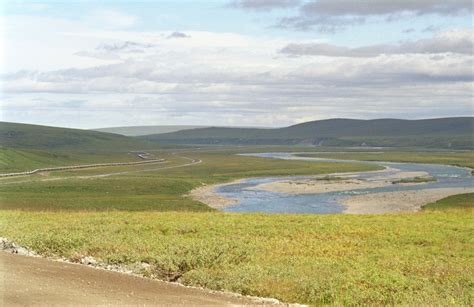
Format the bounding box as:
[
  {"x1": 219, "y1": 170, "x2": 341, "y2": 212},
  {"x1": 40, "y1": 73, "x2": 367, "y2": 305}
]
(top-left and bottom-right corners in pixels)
[{"x1": 1, "y1": 0, "x2": 473, "y2": 128}]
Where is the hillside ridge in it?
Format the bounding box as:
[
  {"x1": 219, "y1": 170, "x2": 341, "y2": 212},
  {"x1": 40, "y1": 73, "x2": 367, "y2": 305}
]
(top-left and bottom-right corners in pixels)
[
  {"x1": 0, "y1": 122, "x2": 157, "y2": 151},
  {"x1": 141, "y1": 117, "x2": 474, "y2": 149}
]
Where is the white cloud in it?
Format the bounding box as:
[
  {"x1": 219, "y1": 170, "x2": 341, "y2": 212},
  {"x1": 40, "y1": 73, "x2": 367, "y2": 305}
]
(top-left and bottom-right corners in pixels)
[
  {"x1": 228, "y1": 0, "x2": 301, "y2": 11},
  {"x1": 229, "y1": 0, "x2": 472, "y2": 32},
  {"x1": 1, "y1": 14, "x2": 472, "y2": 127},
  {"x1": 167, "y1": 32, "x2": 191, "y2": 39},
  {"x1": 88, "y1": 9, "x2": 138, "y2": 29},
  {"x1": 1, "y1": 15, "x2": 117, "y2": 72},
  {"x1": 281, "y1": 29, "x2": 474, "y2": 57}
]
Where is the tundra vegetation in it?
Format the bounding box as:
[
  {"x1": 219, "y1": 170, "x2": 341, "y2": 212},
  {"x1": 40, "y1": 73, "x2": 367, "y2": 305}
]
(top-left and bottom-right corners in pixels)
[
  {"x1": 140, "y1": 117, "x2": 474, "y2": 149},
  {"x1": 0, "y1": 124, "x2": 473, "y2": 305},
  {"x1": 0, "y1": 209, "x2": 472, "y2": 305},
  {"x1": 297, "y1": 151, "x2": 474, "y2": 170},
  {"x1": 423, "y1": 193, "x2": 474, "y2": 210},
  {"x1": 391, "y1": 176, "x2": 437, "y2": 184},
  {"x1": 0, "y1": 151, "x2": 379, "y2": 211}
]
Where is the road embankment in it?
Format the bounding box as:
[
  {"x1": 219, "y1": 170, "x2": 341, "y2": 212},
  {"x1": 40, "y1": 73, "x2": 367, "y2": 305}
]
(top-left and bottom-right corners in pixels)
[
  {"x1": 0, "y1": 159, "x2": 165, "y2": 178},
  {"x1": 0, "y1": 250, "x2": 275, "y2": 305}
]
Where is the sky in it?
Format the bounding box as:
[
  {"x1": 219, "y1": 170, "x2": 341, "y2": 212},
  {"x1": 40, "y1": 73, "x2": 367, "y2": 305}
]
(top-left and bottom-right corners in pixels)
[{"x1": 0, "y1": 0, "x2": 473, "y2": 129}]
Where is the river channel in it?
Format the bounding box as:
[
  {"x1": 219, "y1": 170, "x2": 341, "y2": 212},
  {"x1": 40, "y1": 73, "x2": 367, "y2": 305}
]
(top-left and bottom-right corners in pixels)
[{"x1": 215, "y1": 152, "x2": 473, "y2": 213}]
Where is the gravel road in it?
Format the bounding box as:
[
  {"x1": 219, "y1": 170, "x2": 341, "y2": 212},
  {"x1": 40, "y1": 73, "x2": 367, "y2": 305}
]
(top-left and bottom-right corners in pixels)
[{"x1": 0, "y1": 252, "x2": 268, "y2": 305}]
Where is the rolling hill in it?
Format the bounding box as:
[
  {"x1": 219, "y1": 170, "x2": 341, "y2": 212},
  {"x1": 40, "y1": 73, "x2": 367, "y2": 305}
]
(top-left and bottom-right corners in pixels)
[
  {"x1": 0, "y1": 122, "x2": 158, "y2": 151},
  {"x1": 93, "y1": 125, "x2": 207, "y2": 136},
  {"x1": 141, "y1": 117, "x2": 474, "y2": 149}
]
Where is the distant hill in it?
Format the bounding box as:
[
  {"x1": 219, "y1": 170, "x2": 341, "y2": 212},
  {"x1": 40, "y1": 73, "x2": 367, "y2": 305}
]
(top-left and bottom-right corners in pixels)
[
  {"x1": 0, "y1": 122, "x2": 158, "y2": 151},
  {"x1": 141, "y1": 117, "x2": 474, "y2": 149},
  {"x1": 93, "y1": 125, "x2": 207, "y2": 136}
]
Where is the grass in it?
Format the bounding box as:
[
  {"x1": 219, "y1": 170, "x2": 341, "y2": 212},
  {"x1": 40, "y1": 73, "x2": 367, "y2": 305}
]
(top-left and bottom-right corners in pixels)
[
  {"x1": 423, "y1": 193, "x2": 474, "y2": 210},
  {"x1": 0, "y1": 210, "x2": 472, "y2": 305},
  {"x1": 140, "y1": 118, "x2": 474, "y2": 149},
  {"x1": 312, "y1": 176, "x2": 346, "y2": 181},
  {"x1": 1, "y1": 148, "x2": 472, "y2": 304},
  {"x1": 392, "y1": 176, "x2": 437, "y2": 184},
  {"x1": 0, "y1": 151, "x2": 380, "y2": 211},
  {"x1": 297, "y1": 151, "x2": 474, "y2": 169},
  {"x1": 0, "y1": 121, "x2": 157, "y2": 151},
  {"x1": 0, "y1": 148, "x2": 145, "y2": 173}
]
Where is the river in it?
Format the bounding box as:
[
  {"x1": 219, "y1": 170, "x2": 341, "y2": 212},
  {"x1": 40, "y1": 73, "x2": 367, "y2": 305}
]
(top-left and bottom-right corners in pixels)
[{"x1": 214, "y1": 152, "x2": 473, "y2": 214}]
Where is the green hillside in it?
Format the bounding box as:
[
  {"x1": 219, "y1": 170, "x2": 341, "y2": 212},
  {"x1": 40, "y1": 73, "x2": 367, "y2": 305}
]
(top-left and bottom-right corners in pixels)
[
  {"x1": 142, "y1": 117, "x2": 474, "y2": 149},
  {"x1": 0, "y1": 122, "x2": 158, "y2": 151},
  {"x1": 93, "y1": 125, "x2": 272, "y2": 136},
  {"x1": 0, "y1": 148, "x2": 146, "y2": 173},
  {"x1": 93, "y1": 125, "x2": 207, "y2": 136}
]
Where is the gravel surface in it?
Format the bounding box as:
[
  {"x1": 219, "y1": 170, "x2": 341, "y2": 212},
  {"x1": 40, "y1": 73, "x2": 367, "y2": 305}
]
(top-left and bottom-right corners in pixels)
[{"x1": 0, "y1": 249, "x2": 281, "y2": 305}]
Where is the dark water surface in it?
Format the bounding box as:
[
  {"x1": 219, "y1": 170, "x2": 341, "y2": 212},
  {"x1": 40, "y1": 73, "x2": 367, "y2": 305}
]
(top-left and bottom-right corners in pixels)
[{"x1": 216, "y1": 152, "x2": 473, "y2": 214}]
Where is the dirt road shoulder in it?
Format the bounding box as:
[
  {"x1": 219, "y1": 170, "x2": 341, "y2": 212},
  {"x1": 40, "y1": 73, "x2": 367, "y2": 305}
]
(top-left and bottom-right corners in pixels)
[{"x1": 0, "y1": 251, "x2": 274, "y2": 305}]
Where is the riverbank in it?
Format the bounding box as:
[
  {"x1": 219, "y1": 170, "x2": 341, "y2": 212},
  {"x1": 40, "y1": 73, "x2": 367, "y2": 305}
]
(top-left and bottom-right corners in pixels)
[
  {"x1": 187, "y1": 182, "x2": 242, "y2": 209},
  {"x1": 188, "y1": 167, "x2": 434, "y2": 209},
  {"x1": 247, "y1": 168, "x2": 429, "y2": 195},
  {"x1": 341, "y1": 187, "x2": 474, "y2": 214}
]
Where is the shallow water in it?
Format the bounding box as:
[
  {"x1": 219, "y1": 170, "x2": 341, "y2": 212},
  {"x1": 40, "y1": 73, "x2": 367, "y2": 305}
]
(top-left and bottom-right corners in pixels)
[{"x1": 217, "y1": 152, "x2": 473, "y2": 214}]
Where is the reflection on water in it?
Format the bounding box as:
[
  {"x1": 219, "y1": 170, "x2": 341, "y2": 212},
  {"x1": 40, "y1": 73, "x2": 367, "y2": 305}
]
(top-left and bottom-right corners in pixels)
[{"x1": 217, "y1": 152, "x2": 473, "y2": 214}]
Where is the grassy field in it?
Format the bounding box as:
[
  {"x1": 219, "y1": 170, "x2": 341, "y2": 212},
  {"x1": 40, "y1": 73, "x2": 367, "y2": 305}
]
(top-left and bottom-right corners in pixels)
[
  {"x1": 297, "y1": 151, "x2": 474, "y2": 169},
  {"x1": 0, "y1": 210, "x2": 472, "y2": 305},
  {"x1": 0, "y1": 148, "x2": 147, "y2": 173},
  {"x1": 423, "y1": 193, "x2": 474, "y2": 210},
  {"x1": 1, "y1": 148, "x2": 472, "y2": 304},
  {"x1": 0, "y1": 151, "x2": 379, "y2": 211}
]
